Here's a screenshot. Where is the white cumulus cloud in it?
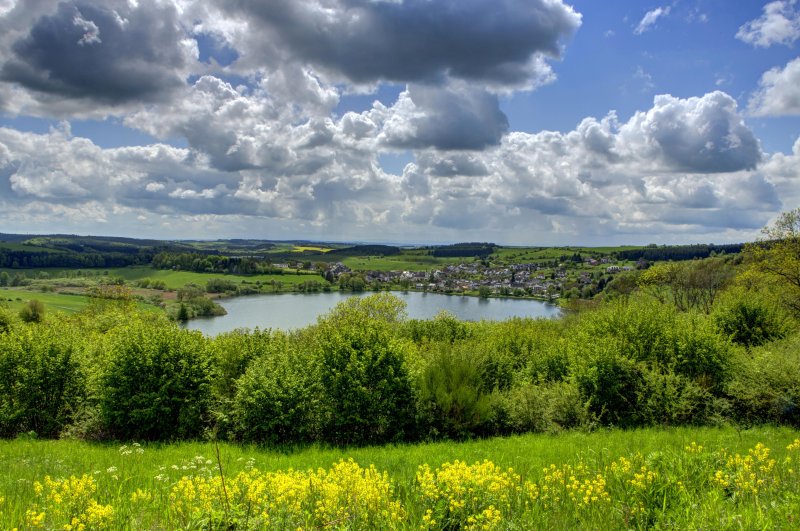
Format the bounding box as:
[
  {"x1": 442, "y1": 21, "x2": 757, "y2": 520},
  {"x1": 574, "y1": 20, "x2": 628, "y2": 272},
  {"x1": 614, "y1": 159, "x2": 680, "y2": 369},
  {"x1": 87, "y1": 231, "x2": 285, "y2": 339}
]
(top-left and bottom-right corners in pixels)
[
  {"x1": 749, "y1": 57, "x2": 800, "y2": 116},
  {"x1": 737, "y1": 0, "x2": 800, "y2": 47}
]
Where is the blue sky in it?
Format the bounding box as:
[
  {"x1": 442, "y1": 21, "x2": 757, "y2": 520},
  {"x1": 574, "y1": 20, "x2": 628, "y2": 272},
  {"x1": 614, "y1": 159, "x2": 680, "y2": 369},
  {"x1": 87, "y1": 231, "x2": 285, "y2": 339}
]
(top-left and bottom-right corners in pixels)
[{"x1": 0, "y1": 0, "x2": 798, "y2": 245}]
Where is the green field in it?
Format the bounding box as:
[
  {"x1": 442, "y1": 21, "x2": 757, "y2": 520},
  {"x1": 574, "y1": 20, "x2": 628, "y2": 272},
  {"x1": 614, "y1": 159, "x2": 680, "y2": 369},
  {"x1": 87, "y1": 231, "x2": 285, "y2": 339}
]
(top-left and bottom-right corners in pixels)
[
  {"x1": 342, "y1": 253, "x2": 465, "y2": 272},
  {"x1": 2, "y1": 426, "x2": 799, "y2": 529},
  {"x1": 106, "y1": 266, "x2": 322, "y2": 289},
  {"x1": 0, "y1": 288, "x2": 89, "y2": 313},
  {"x1": 491, "y1": 246, "x2": 645, "y2": 261}
]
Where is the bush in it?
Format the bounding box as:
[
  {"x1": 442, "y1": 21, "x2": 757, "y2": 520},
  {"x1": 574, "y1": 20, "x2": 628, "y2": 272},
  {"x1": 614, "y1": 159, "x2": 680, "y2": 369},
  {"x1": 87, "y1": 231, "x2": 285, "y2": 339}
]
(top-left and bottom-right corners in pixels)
[
  {"x1": 19, "y1": 299, "x2": 45, "y2": 323},
  {"x1": 574, "y1": 340, "x2": 647, "y2": 428},
  {"x1": 99, "y1": 321, "x2": 212, "y2": 440},
  {"x1": 636, "y1": 369, "x2": 719, "y2": 426},
  {"x1": 231, "y1": 334, "x2": 321, "y2": 444},
  {"x1": 0, "y1": 323, "x2": 86, "y2": 438},
  {"x1": 314, "y1": 294, "x2": 415, "y2": 445},
  {"x1": 504, "y1": 380, "x2": 590, "y2": 434},
  {"x1": 713, "y1": 288, "x2": 791, "y2": 348},
  {"x1": 206, "y1": 278, "x2": 238, "y2": 293},
  {"x1": 401, "y1": 311, "x2": 471, "y2": 344},
  {"x1": 0, "y1": 306, "x2": 14, "y2": 333},
  {"x1": 417, "y1": 343, "x2": 503, "y2": 439},
  {"x1": 726, "y1": 335, "x2": 800, "y2": 427}
]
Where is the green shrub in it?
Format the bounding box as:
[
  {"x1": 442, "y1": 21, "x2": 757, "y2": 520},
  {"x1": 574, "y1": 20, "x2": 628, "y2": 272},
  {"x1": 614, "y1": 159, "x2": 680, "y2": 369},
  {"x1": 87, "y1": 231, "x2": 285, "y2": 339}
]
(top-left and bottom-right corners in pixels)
[
  {"x1": 18, "y1": 299, "x2": 45, "y2": 323},
  {"x1": 726, "y1": 335, "x2": 800, "y2": 427},
  {"x1": 99, "y1": 321, "x2": 212, "y2": 440},
  {"x1": 0, "y1": 322, "x2": 86, "y2": 438},
  {"x1": 401, "y1": 311, "x2": 471, "y2": 343},
  {"x1": 636, "y1": 369, "x2": 719, "y2": 426},
  {"x1": 581, "y1": 297, "x2": 676, "y2": 366},
  {"x1": 315, "y1": 294, "x2": 415, "y2": 445},
  {"x1": 574, "y1": 340, "x2": 647, "y2": 428},
  {"x1": 713, "y1": 288, "x2": 791, "y2": 348},
  {"x1": 417, "y1": 343, "x2": 503, "y2": 439},
  {"x1": 231, "y1": 335, "x2": 321, "y2": 444},
  {"x1": 206, "y1": 278, "x2": 238, "y2": 293},
  {"x1": 0, "y1": 306, "x2": 14, "y2": 334},
  {"x1": 504, "y1": 379, "x2": 590, "y2": 434},
  {"x1": 671, "y1": 312, "x2": 731, "y2": 389}
]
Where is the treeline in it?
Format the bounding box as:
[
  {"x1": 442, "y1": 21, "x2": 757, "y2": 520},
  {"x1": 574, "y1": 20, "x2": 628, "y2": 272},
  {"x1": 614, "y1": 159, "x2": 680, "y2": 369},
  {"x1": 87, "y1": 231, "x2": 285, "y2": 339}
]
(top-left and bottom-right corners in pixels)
[
  {"x1": 616, "y1": 243, "x2": 744, "y2": 262},
  {"x1": 327, "y1": 244, "x2": 401, "y2": 256},
  {"x1": 0, "y1": 234, "x2": 196, "y2": 269},
  {"x1": 151, "y1": 252, "x2": 287, "y2": 275},
  {"x1": 0, "y1": 249, "x2": 154, "y2": 269},
  {"x1": 430, "y1": 242, "x2": 497, "y2": 258}
]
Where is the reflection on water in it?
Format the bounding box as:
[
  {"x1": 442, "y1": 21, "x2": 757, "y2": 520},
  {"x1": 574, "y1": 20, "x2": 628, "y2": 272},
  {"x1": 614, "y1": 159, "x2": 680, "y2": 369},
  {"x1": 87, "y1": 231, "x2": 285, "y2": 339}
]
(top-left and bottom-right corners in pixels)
[{"x1": 181, "y1": 291, "x2": 561, "y2": 336}]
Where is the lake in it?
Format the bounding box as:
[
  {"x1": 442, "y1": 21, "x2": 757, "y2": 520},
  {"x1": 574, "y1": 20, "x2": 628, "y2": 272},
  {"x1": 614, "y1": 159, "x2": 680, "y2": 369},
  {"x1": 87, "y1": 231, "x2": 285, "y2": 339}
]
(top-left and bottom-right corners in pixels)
[{"x1": 181, "y1": 291, "x2": 561, "y2": 335}]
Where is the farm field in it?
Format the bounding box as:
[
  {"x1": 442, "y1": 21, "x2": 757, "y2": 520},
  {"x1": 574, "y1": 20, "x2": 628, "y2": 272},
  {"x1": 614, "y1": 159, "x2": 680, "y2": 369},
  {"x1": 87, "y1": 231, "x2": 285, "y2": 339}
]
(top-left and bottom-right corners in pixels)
[
  {"x1": 105, "y1": 266, "x2": 321, "y2": 290},
  {"x1": 2, "y1": 426, "x2": 799, "y2": 529},
  {"x1": 490, "y1": 246, "x2": 645, "y2": 261},
  {"x1": 341, "y1": 253, "x2": 464, "y2": 272},
  {"x1": 0, "y1": 288, "x2": 89, "y2": 313}
]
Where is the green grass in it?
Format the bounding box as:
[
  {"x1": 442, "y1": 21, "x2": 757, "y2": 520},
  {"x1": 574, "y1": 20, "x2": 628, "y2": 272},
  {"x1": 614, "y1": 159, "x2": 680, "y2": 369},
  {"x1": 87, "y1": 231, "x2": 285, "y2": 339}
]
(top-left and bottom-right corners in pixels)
[
  {"x1": 342, "y1": 253, "x2": 465, "y2": 272},
  {"x1": 2, "y1": 426, "x2": 800, "y2": 528},
  {"x1": 106, "y1": 266, "x2": 322, "y2": 289},
  {"x1": 491, "y1": 246, "x2": 646, "y2": 261},
  {"x1": 0, "y1": 288, "x2": 89, "y2": 314}
]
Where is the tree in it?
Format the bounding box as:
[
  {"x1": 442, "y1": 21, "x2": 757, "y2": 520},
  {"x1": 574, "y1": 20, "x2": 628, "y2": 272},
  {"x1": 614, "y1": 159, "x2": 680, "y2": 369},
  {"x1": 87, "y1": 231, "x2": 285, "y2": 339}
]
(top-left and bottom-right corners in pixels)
[
  {"x1": 638, "y1": 258, "x2": 732, "y2": 313},
  {"x1": 747, "y1": 208, "x2": 800, "y2": 314},
  {"x1": 0, "y1": 271, "x2": 9, "y2": 287}
]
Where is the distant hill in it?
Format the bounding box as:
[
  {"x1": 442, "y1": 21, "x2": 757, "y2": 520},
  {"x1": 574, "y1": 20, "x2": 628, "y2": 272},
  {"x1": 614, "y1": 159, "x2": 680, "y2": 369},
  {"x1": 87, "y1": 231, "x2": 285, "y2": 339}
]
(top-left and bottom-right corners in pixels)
[
  {"x1": 327, "y1": 244, "x2": 401, "y2": 256},
  {"x1": 429, "y1": 242, "x2": 497, "y2": 258}
]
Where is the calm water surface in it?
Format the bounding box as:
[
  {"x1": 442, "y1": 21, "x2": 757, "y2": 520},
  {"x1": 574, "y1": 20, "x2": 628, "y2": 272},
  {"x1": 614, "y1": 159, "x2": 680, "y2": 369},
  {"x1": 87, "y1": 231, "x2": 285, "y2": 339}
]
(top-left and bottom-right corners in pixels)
[{"x1": 182, "y1": 291, "x2": 561, "y2": 335}]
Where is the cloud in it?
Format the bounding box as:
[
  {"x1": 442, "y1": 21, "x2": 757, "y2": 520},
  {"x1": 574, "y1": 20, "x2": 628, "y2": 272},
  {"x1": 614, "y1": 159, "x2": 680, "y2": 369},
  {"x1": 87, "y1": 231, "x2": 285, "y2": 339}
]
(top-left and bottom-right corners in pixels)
[
  {"x1": 218, "y1": 0, "x2": 581, "y2": 90},
  {"x1": 389, "y1": 91, "x2": 773, "y2": 241},
  {"x1": 760, "y1": 135, "x2": 800, "y2": 206},
  {"x1": 370, "y1": 83, "x2": 510, "y2": 150},
  {"x1": 635, "y1": 6, "x2": 671, "y2": 35},
  {"x1": 749, "y1": 56, "x2": 800, "y2": 116},
  {"x1": 617, "y1": 91, "x2": 761, "y2": 173},
  {"x1": 0, "y1": 89, "x2": 782, "y2": 245},
  {"x1": 0, "y1": 0, "x2": 195, "y2": 113},
  {"x1": 736, "y1": 0, "x2": 800, "y2": 47}
]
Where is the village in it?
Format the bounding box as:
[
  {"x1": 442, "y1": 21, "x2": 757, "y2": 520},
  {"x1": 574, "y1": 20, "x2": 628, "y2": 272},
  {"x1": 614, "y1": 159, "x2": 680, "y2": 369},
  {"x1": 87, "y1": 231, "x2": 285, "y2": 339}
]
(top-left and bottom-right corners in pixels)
[{"x1": 323, "y1": 256, "x2": 640, "y2": 300}]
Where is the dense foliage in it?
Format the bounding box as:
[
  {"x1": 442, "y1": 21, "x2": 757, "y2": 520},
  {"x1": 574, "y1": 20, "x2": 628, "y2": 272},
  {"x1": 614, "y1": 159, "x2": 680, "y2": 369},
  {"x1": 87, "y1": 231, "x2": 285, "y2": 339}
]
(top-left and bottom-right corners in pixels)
[
  {"x1": 429, "y1": 242, "x2": 497, "y2": 258},
  {"x1": 152, "y1": 252, "x2": 286, "y2": 275},
  {"x1": 616, "y1": 243, "x2": 744, "y2": 262},
  {"x1": 0, "y1": 286, "x2": 796, "y2": 444}
]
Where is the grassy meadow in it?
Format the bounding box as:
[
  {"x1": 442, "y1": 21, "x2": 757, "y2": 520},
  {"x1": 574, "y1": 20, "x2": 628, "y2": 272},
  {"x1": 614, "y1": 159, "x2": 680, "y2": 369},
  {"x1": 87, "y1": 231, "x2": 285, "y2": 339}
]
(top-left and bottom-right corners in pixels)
[
  {"x1": 2, "y1": 426, "x2": 800, "y2": 529},
  {"x1": 0, "y1": 288, "x2": 89, "y2": 314},
  {"x1": 106, "y1": 266, "x2": 321, "y2": 290},
  {"x1": 341, "y1": 252, "x2": 464, "y2": 272}
]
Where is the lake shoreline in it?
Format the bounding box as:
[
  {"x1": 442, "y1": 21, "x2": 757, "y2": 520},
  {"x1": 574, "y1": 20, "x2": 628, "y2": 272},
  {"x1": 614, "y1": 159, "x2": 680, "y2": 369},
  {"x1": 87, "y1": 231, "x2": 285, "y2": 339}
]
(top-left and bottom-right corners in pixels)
[{"x1": 181, "y1": 291, "x2": 563, "y2": 335}]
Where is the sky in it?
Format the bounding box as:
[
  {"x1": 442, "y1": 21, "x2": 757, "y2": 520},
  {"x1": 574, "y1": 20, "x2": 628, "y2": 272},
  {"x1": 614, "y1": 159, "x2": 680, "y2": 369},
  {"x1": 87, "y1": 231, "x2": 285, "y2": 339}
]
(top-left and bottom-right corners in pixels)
[{"x1": 0, "y1": 0, "x2": 798, "y2": 246}]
